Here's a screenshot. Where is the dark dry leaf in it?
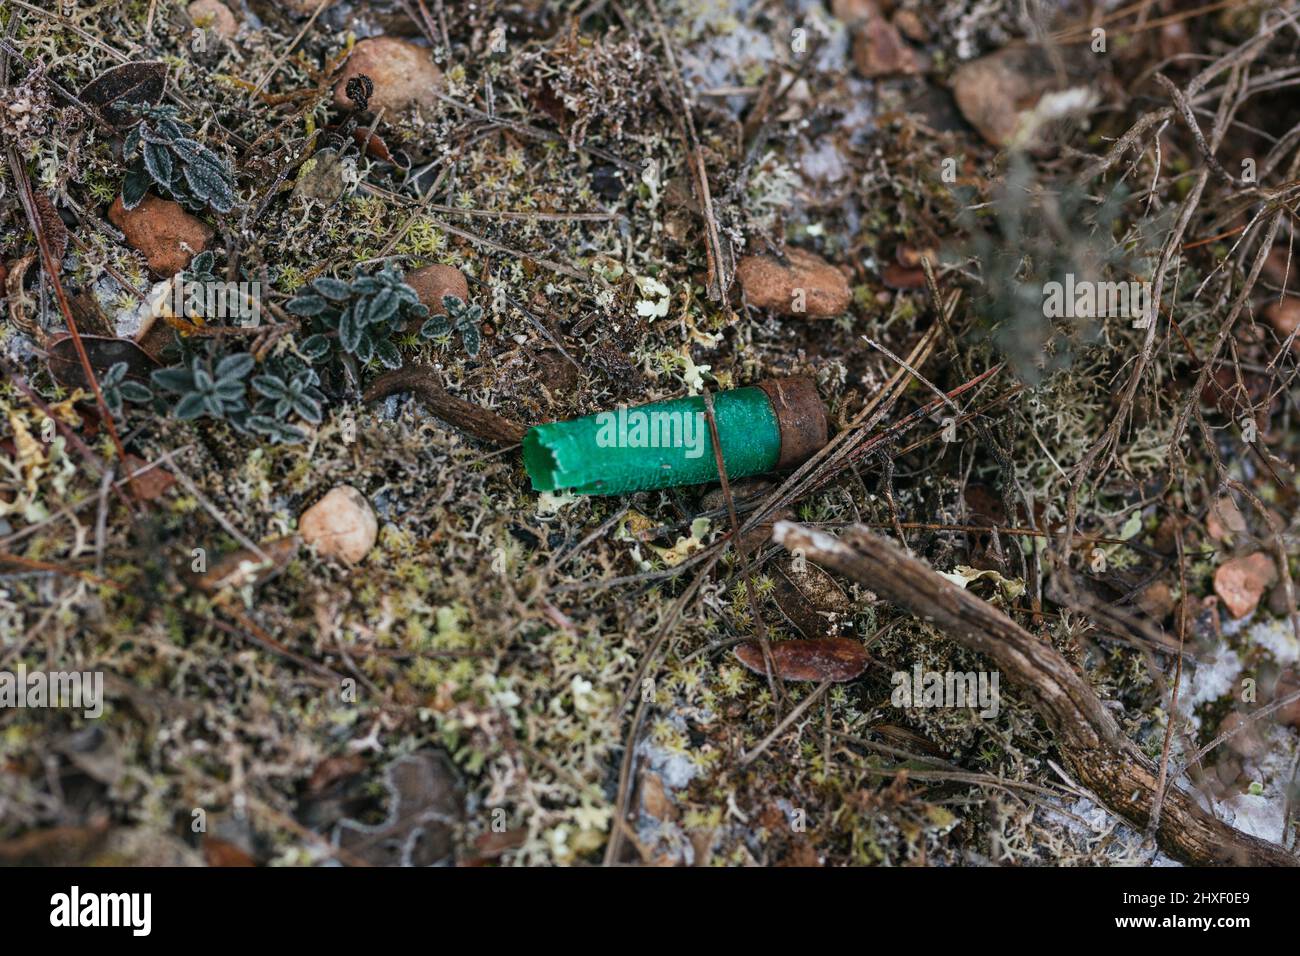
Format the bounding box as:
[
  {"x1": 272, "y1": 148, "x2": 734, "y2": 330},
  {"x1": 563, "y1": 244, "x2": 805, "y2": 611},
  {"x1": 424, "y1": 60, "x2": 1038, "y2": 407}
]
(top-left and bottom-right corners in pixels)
[
  {"x1": 352, "y1": 126, "x2": 393, "y2": 161},
  {"x1": 195, "y1": 535, "x2": 300, "y2": 593},
  {"x1": 734, "y1": 638, "x2": 870, "y2": 682},
  {"x1": 122, "y1": 454, "x2": 176, "y2": 502},
  {"x1": 46, "y1": 335, "x2": 159, "y2": 391},
  {"x1": 333, "y1": 751, "x2": 463, "y2": 867},
  {"x1": 31, "y1": 191, "x2": 69, "y2": 263},
  {"x1": 202, "y1": 838, "x2": 256, "y2": 867},
  {"x1": 80, "y1": 61, "x2": 167, "y2": 128},
  {"x1": 771, "y1": 557, "x2": 852, "y2": 639}
]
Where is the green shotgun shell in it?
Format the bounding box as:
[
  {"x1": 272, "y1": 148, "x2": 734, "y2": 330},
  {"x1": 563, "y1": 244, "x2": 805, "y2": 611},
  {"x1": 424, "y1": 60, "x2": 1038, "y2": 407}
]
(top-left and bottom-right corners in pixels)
[{"x1": 523, "y1": 377, "x2": 827, "y2": 495}]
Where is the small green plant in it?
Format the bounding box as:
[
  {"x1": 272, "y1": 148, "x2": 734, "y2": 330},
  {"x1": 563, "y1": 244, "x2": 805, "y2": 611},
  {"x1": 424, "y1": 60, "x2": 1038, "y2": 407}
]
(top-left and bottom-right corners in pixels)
[
  {"x1": 183, "y1": 250, "x2": 219, "y2": 285},
  {"x1": 420, "y1": 295, "x2": 483, "y2": 358},
  {"x1": 248, "y1": 365, "x2": 325, "y2": 444},
  {"x1": 150, "y1": 353, "x2": 253, "y2": 426},
  {"x1": 101, "y1": 362, "x2": 154, "y2": 417},
  {"x1": 286, "y1": 264, "x2": 428, "y2": 369},
  {"x1": 122, "y1": 104, "x2": 237, "y2": 214}
]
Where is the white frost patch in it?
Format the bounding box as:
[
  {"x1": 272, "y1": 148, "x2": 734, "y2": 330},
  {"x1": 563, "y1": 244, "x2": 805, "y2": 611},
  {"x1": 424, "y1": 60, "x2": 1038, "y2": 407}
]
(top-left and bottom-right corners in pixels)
[
  {"x1": 1218, "y1": 793, "x2": 1286, "y2": 844},
  {"x1": 535, "y1": 490, "x2": 580, "y2": 515},
  {"x1": 841, "y1": 79, "x2": 876, "y2": 146},
  {"x1": 1208, "y1": 725, "x2": 1296, "y2": 848},
  {"x1": 112, "y1": 277, "x2": 169, "y2": 340},
  {"x1": 1177, "y1": 647, "x2": 1242, "y2": 716},
  {"x1": 1246, "y1": 617, "x2": 1300, "y2": 666},
  {"x1": 681, "y1": 26, "x2": 776, "y2": 118},
  {"x1": 1040, "y1": 796, "x2": 1173, "y2": 864},
  {"x1": 801, "y1": 139, "x2": 847, "y2": 184},
  {"x1": 636, "y1": 714, "x2": 700, "y2": 791}
]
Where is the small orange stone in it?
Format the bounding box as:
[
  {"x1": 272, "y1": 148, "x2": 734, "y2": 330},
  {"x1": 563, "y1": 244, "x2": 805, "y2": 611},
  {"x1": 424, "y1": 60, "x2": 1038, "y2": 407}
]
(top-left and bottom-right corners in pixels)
[
  {"x1": 1213, "y1": 551, "x2": 1277, "y2": 619},
  {"x1": 300, "y1": 486, "x2": 378, "y2": 565},
  {"x1": 735, "y1": 248, "x2": 852, "y2": 318},
  {"x1": 332, "y1": 37, "x2": 444, "y2": 118},
  {"x1": 1264, "y1": 297, "x2": 1300, "y2": 353},
  {"x1": 108, "y1": 193, "x2": 214, "y2": 277},
  {"x1": 404, "y1": 264, "x2": 469, "y2": 312}
]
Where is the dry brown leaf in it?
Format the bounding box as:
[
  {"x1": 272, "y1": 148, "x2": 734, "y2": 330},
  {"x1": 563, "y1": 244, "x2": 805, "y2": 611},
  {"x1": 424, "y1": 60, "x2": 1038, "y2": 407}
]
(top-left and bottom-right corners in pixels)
[{"x1": 734, "y1": 637, "x2": 869, "y2": 682}]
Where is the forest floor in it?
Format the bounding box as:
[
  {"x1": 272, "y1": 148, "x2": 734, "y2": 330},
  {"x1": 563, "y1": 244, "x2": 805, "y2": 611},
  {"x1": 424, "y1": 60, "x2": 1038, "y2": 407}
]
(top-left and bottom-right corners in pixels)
[{"x1": 1, "y1": 0, "x2": 1299, "y2": 866}]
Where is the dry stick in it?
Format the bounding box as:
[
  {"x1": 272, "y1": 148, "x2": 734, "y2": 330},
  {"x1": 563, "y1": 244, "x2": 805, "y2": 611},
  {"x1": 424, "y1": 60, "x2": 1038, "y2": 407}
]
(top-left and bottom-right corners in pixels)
[
  {"x1": 429, "y1": 91, "x2": 637, "y2": 173},
  {"x1": 1148, "y1": 521, "x2": 1189, "y2": 836},
  {"x1": 603, "y1": 694, "x2": 651, "y2": 866},
  {"x1": 774, "y1": 521, "x2": 1297, "y2": 866},
  {"x1": 358, "y1": 182, "x2": 599, "y2": 286},
  {"x1": 463, "y1": 274, "x2": 584, "y2": 374},
  {"x1": 208, "y1": 610, "x2": 342, "y2": 685},
  {"x1": 1156, "y1": 73, "x2": 1241, "y2": 187},
  {"x1": 545, "y1": 505, "x2": 629, "y2": 574},
  {"x1": 421, "y1": 204, "x2": 620, "y2": 222},
  {"x1": 6, "y1": 150, "x2": 131, "y2": 477},
  {"x1": 740, "y1": 680, "x2": 832, "y2": 766},
  {"x1": 398, "y1": 0, "x2": 438, "y2": 46},
  {"x1": 363, "y1": 366, "x2": 528, "y2": 445},
  {"x1": 169, "y1": 465, "x2": 269, "y2": 563},
  {"x1": 0, "y1": 552, "x2": 119, "y2": 590},
  {"x1": 1173, "y1": 688, "x2": 1300, "y2": 783},
  {"x1": 645, "y1": 0, "x2": 732, "y2": 305},
  {"x1": 250, "y1": 0, "x2": 333, "y2": 99},
  {"x1": 861, "y1": 337, "x2": 960, "y2": 417}
]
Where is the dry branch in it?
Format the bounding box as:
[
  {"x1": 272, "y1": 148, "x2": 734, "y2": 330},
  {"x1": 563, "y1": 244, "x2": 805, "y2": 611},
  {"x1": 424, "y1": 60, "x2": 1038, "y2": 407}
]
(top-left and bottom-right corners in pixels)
[
  {"x1": 364, "y1": 365, "x2": 528, "y2": 446},
  {"x1": 773, "y1": 521, "x2": 1298, "y2": 867}
]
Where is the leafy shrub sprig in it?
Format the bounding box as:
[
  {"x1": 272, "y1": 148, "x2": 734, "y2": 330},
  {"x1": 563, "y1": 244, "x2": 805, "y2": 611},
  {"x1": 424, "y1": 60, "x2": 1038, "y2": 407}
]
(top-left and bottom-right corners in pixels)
[
  {"x1": 102, "y1": 362, "x2": 154, "y2": 417},
  {"x1": 151, "y1": 353, "x2": 252, "y2": 425},
  {"x1": 248, "y1": 366, "x2": 325, "y2": 444},
  {"x1": 286, "y1": 264, "x2": 428, "y2": 369},
  {"x1": 122, "y1": 104, "x2": 236, "y2": 213},
  {"x1": 420, "y1": 295, "x2": 483, "y2": 358}
]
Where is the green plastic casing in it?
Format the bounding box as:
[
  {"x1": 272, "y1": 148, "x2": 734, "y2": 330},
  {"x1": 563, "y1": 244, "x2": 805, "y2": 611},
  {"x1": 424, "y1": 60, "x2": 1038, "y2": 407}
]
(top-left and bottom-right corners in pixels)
[{"x1": 522, "y1": 387, "x2": 781, "y2": 495}]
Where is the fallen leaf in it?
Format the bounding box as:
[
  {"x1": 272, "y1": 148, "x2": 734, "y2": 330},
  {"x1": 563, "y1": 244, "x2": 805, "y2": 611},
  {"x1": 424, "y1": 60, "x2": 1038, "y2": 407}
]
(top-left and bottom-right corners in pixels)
[
  {"x1": 771, "y1": 556, "x2": 852, "y2": 639},
  {"x1": 639, "y1": 771, "x2": 674, "y2": 821},
  {"x1": 195, "y1": 535, "x2": 300, "y2": 593},
  {"x1": 46, "y1": 335, "x2": 159, "y2": 391},
  {"x1": 734, "y1": 637, "x2": 869, "y2": 682},
  {"x1": 307, "y1": 753, "x2": 367, "y2": 795},
  {"x1": 202, "y1": 838, "x2": 256, "y2": 867},
  {"x1": 466, "y1": 826, "x2": 528, "y2": 863},
  {"x1": 333, "y1": 750, "x2": 463, "y2": 866},
  {"x1": 122, "y1": 453, "x2": 175, "y2": 501},
  {"x1": 881, "y1": 262, "x2": 927, "y2": 289},
  {"x1": 0, "y1": 820, "x2": 110, "y2": 866},
  {"x1": 937, "y1": 565, "x2": 1025, "y2": 602},
  {"x1": 350, "y1": 126, "x2": 393, "y2": 161},
  {"x1": 32, "y1": 192, "x2": 68, "y2": 264},
  {"x1": 80, "y1": 61, "x2": 167, "y2": 128}
]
